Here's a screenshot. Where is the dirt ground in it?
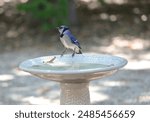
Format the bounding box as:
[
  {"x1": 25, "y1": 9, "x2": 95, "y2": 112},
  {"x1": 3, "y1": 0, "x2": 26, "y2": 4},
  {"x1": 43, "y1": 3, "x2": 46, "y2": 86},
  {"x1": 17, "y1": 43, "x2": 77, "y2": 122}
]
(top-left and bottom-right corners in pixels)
[{"x1": 0, "y1": 0, "x2": 150, "y2": 105}]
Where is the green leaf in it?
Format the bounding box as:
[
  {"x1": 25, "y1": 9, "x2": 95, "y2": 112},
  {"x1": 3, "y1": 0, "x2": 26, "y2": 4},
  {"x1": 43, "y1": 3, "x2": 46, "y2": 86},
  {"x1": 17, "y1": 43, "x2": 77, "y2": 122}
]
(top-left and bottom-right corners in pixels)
[{"x1": 17, "y1": 0, "x2": 69, "y2": 31}]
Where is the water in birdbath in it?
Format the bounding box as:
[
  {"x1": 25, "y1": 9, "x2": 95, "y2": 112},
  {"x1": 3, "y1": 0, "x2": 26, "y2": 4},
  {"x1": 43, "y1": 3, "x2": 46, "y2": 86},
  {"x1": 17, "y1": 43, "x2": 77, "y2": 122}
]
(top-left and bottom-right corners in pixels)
[{"x1": 29, "y1": 62, "x2": 112, "y2": 71}]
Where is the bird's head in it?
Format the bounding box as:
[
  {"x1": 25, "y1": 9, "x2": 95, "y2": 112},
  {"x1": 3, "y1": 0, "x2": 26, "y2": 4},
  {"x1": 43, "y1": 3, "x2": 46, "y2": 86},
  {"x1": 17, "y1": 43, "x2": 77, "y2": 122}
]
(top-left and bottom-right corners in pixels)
[{"x1": 57, "y1": 25, "x2": 69, "y2": 34}]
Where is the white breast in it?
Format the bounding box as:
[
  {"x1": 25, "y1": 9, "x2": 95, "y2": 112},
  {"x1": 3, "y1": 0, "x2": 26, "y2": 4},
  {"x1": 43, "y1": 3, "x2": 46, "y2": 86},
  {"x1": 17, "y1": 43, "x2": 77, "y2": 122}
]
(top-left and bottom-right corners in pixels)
[{"x1": 60, "y1": 36, "x2": 77, "y2": 51}]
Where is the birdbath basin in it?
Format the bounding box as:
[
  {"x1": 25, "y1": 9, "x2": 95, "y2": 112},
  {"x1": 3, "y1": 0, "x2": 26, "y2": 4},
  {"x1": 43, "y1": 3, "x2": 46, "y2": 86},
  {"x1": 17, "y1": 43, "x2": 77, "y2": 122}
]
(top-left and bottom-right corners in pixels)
[{"x1": 19, "y1": 53, "x2": 127, "y2": 105}]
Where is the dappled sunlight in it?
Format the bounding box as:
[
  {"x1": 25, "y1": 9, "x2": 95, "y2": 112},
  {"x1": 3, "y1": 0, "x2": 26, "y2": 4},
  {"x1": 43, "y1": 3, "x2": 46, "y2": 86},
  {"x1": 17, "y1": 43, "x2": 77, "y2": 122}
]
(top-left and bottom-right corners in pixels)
[
  {"x1": 90, "y1": 85, "x2": 109, "y2": 103},
  {"x1": 139, "y1": 94, "x2": 150, "y2": 104},
  {"x1": 109, "y1": 14, "x2": 117, "y2": 21},
  {"x1": 0, "y1": 74, "x2": 14, "y2": 81},
  {"x1": 99, "y1": 13, "x2": 109, "y2": 20},
  {"x1": 79, "y1": 0, "x2": 127, "y2": 6},
  {"x1": 89, "y1": 35, "x2": 150, "y2": 55},
  {"x1": 91, "y1": 92, "x2": 109, "y2": 103},
  {"x1": 112, "y1": 36, "x2": 149, "y2": 50},
  {"x1": 125, "y1": 60, "x2": 150, "y2": 70},
  {"x1": 22, "y1": 96, "x2": 59, "y2": 105},
  {"x1": 101, "y1": 81, "x2": 125, "y2": 87},
  {"x1": 0, "y1": 0, "x2": 28, "y2": 5},
  {"x1": 99, "y1": 13, "x2": 118, "y2": 21},
  {"x1": 80, "y1": 0, "x2": 92, "y2": 2},
  {"x1": 141, "y1": 14, "x2": 148, "y2": 22},
  {"x1": 138, "y1": 53, "x2": 150, "y2": 60},
  {"x1": 12, "y1": 68, "x2": 30, "y2": 76},
  {"x1": 79, "y1": 0, "x2": 101, "y2": 9},
  {"x1": 0, "y1": 1, "x2": 4, "y2": 6},
  {"x1": 104, "y1": 0, "x2": 127, "y2": 5},
  {"x1": 6, "y1": 29, "x2": 19, "y2": 38},
  {"x1": 20, "y1": 0, "x2": 28, "y2": 3}
]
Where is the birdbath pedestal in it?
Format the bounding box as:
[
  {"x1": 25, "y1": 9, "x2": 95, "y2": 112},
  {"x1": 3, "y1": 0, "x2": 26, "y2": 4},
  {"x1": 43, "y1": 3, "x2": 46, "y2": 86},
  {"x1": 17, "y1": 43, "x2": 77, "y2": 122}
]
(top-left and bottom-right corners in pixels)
[{"x1": 19, "y1": 53, "x2": 127, "y2": 105}]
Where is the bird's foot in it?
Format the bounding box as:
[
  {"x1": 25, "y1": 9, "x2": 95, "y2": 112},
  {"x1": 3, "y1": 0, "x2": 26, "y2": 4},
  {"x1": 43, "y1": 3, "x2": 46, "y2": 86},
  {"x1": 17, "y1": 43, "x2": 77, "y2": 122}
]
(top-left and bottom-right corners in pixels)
[{"x1": 43, "y1": 56, "x2": 56, "y2": 64}]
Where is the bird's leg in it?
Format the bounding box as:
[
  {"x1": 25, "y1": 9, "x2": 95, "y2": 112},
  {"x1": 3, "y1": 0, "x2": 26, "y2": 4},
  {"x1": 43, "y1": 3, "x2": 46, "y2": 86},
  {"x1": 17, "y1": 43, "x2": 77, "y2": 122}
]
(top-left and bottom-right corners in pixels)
[
  {"x1": 61, "y1": 48, "x2": 67, "y2": 57},
  {"x1": 72, "y1": 52, "x2": 75, "y2": 57},
  {"x1": 72, "y1": 50, "x2": 76, "y2": 57}
]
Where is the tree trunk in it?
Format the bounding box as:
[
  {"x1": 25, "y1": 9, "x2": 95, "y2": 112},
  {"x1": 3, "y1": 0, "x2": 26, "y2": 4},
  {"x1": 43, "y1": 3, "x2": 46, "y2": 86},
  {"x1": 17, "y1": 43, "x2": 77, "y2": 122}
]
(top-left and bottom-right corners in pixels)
[{"x1": 69, "y1": 0, "x2": 78, "y2": 26}]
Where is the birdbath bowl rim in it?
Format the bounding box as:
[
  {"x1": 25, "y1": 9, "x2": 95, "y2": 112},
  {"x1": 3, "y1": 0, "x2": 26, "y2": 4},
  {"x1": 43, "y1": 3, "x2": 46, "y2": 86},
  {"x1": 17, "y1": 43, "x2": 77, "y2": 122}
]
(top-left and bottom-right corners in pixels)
[
  {"x1": 19, "y1": 53, "x2": 128, "y2": 104},
  {"x1": 19, "y1": 53, "x2": 127, "y2": 82}
]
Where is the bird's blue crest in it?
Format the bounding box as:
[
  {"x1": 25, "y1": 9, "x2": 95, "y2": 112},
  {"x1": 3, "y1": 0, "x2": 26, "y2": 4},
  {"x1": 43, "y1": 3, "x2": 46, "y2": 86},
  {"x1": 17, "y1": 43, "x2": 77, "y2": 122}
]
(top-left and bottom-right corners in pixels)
[{"x1": 59, "y1": 25, "x2": 69, "y2": 30}]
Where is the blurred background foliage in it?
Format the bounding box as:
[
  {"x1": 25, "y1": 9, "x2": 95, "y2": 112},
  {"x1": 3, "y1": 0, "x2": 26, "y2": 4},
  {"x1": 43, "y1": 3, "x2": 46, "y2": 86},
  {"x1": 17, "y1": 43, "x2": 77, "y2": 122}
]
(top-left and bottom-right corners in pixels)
[
  {"x1": 0, "y1": 0, "x2": 150, "y2": 51},
  {"x1": 16, "y1": 0, "x2": 150, "y2": 31},
  {"x1": 17, "y1": 0, "x2": 69, "y2": 31}
]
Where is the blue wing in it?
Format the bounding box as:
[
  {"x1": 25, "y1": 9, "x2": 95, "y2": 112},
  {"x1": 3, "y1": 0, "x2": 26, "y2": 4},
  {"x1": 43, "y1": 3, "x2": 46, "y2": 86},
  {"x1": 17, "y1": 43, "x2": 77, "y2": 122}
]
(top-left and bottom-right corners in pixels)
[{"x1": 65, "y1": 30, "x2": 81, "y2": 48}]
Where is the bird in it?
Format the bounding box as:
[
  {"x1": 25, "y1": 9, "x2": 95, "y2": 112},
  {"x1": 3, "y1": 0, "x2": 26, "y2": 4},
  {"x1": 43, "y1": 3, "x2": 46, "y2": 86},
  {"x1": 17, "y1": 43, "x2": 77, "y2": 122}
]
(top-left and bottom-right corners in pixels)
[{"x1": 57, "y1": 25, "x2": 82, "y2": 57}]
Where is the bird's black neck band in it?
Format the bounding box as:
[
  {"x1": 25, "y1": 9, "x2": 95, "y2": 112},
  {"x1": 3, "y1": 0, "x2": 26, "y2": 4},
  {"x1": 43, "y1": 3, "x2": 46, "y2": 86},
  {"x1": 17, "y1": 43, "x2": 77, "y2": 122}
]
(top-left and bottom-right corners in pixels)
[
  {"x1": 60, "y1": 28, "x2": 68, "y2": 37},
  {"x1": 62, "y1": 28, "x2": 68, "y2": 34},
  {"x1": 60, "y1": 33, "x2": 64, "y2": 37}
]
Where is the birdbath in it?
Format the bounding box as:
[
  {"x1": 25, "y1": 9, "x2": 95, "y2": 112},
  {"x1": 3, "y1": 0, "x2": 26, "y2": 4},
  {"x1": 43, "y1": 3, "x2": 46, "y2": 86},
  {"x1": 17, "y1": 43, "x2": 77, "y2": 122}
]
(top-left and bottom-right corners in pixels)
[{"x1": 19, "y1": 53, "x2": 127, "y2": 105}]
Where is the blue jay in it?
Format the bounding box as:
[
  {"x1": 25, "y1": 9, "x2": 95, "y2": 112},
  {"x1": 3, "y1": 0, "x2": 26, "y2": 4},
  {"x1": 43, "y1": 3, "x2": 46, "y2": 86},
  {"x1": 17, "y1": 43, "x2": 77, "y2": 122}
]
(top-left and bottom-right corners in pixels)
[{"x1": 57, "y1": 25, "x2": 82, "y2": 57}]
